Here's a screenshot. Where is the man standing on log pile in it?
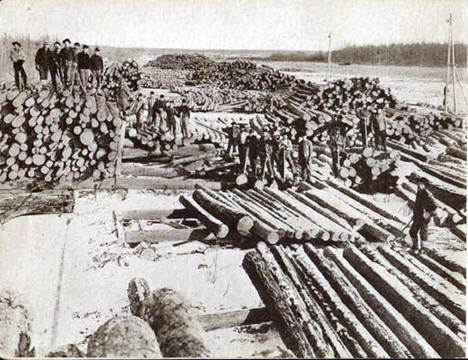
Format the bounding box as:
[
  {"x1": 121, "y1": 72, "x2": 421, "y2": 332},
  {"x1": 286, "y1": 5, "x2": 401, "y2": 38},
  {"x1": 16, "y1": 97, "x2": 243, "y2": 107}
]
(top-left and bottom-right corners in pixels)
[
  {"x1": 356, "y1": 106, "x2": 371, "y2": 148},
  {"x1": 77, "y1": 44, "x2": 91, "y2": 93},
  {"x1": 409, "y1": 178, "x2": 437, "y2": 252},
  {"x1": 10, "y1": 41, "x2": 27, "y2": 90},
  {"x1": 298, "y1": 133, "x2": 315, "y2": 181},
  {"x1": 35, "y1": 41, "x2": 50, "y2": 89},
  {"x1": 259, "y1": 128, "x2": 274, "y2": 181},
  {"x1": 279, "y1": 132, "x2": 297, "y2": 181},
  {"x1": 178, "y1": 99, "x2": 191, "y2": 139},
  {"x1": 50, "y1": 42, "x2": 63, "y2": 90},
  {"x1": 226, "y1": 121, "x2": 240, "y2": 157},
  {"x1": 71, "y1": 42, "x2": 81, "y2": 89},
  {"x1": 146, "y1": 91, "x2": 155, "y2": 128},
  {"x1": 90, "y1": 47, "x2": 104, "y2": 89},
  {"x1": 372, "y1": 107, "x2": 387, "y2": 151},
  {"x1": 59, "y1": 38, "x2": 75, "y2": 88},
  {"x1": 327, "y1": 115, "x2": 350, "y2": 177},
  {"x1": 166, "y1": 101, "x2": 177, "y2": 136},
  {"x1": 152, "y1": 94, "x2": 164, "y2": 130},
  {"x1": 246, "y1": 129, "x2": 260, "y2": 175},
  {"x1": 238, "y1": 124, "x2": 249, "y2": 170}
]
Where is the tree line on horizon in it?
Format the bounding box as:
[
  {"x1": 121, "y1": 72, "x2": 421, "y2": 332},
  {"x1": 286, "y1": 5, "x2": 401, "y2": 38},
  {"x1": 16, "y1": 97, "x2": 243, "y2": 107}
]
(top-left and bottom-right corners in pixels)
[{"x1": 263, "y1": 43, "x2": 467, "y2": 67}]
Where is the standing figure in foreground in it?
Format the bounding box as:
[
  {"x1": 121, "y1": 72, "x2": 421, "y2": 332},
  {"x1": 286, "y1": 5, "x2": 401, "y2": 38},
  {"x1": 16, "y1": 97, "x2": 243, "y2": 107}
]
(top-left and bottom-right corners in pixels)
[
  {"x1": 146, "y1": 91, "x2": 155, "y2": 127},
  {"x1": 10, "y1": 42, "x2": 27, "y2": 90},
  {"x1": 77, "y1": 44, "x2": 91, "y2": 93},
  {"x1": 298, "y1": 134, "x2": 314, "y2": 180},
  {"x1": 178, "y1": 99, "x2": 191, "y2": 139},
  {"x1": 409, "y1": 178, "x2": 437, "y2": 252},
  {"x1": 90, "y1": 47, "x2": 104, "y2": 89},
  {"x1": 226, "y1": 122, "x2": 240, "y2": 157},
  {"x1": 356, "y1": 106, "x2": 371, "y2": 149},
  {"x1": 372, "y1": 107, "x2": 387, "y2": 151},
  {"x1": 49, "y1": 42, "x2": 63, "y2": 90},
  {"x1": 35, "y1": 41, "x2": 50, "y2": 88},
  {"x1": 246, "y1": 129, "x2": 259, "y2": 176},
  {"x1": 59, "y1": 38, "x2": 75, "y2": 88}
]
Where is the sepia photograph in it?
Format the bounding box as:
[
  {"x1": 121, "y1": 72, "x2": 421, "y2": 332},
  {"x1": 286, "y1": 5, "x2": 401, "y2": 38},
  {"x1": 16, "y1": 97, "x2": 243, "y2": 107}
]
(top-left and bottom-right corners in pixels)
[{"x1": 0, "y1": 0, "x2": 466, "y2": 358}]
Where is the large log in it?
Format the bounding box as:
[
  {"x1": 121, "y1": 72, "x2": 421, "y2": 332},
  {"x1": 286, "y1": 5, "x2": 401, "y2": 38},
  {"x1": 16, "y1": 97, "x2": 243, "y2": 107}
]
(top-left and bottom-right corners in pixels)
[
  {"x1": 121, "y1": 163, "x2": 180, "y2": 177},
  {"x1": 125, "y1": 227, "x2": 215, "y2": 244},
  {"x1": 343, "y1": 246, "x2": 465, "y2": 357},
  {"x1": 86, "y1": 316, "x2": 162, "y2": 358},
  {"x1": 304, "y1": 245, "x2": 413, "y2": 358},
  {"x1": 325, "y1": 248, "x2": 439, "y2": 358},
  {"x1": 180, "y1": 195, "x2": 229, "y2": 238},
  {"x1": 116, "y1": 176, "x2": 225, "y2": 190},
  {"x1": 192, "y1": 189, "x2": 253, "y2": 235},
  {"x1": 242, "y1": 242, "x2": 331, "y2": 357},
  {"x1": 131, "y1": 287, "x2": 211, "y2": 357}
]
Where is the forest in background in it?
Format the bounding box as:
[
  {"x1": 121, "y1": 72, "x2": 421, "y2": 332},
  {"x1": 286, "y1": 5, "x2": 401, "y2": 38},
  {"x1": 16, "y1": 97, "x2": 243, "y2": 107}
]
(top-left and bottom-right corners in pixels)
[{"x1": 263, "y1": 43, "x2": 467, "y2": 67}]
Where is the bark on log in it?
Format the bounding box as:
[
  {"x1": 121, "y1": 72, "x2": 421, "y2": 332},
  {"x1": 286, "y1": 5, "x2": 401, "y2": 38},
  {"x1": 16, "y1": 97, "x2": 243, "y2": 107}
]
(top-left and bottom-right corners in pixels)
[
  {"x1": 325, "y1": 247, "x2": 439, "y2": 358},
  {"x1": 180, "y1": 195, "x2": 229, "y2": 238},
  {"x1": 242, "y1": 242, "x2": 327, "y2": 357},
  {"x1": 192, "y1": 189, "x2": 253, "y2": 235},
  {"x1": 343, "y1": 246, "x2": 465, "y2": 357},
  {"x1": 86, "y1": 316, "x2": 162, "y2": 358}
]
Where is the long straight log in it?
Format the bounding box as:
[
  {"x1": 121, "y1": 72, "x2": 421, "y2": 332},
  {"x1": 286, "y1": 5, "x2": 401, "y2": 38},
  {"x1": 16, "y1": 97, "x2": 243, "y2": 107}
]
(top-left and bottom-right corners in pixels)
[
  {"x1": 242, "y1": 243, "x2": 326, "y2": 357},
  {"x1": 304, "y1": 245, "x2": 411, "y2": 358},
  {"x1": 116, "y1": 176, "x2": 224, "y2": 190},
  {"x1": 179, "y1": 195, "x2": 229, "y2": 238},
  {"x1": 343, "y1": 246, "x2": 465, "y2": 357},
  {"x1": 121, "y1": 164, "x2": 180, "y2": 178},
  {"x1": 325, "y1": 248, "x2": 439, "y2": 358},
  {"x1": 192, "y1": 189, "x2": 253, "y2": 235},
  {"x1": 125, "y1": 227, "x2": 215, "y2": 244}
]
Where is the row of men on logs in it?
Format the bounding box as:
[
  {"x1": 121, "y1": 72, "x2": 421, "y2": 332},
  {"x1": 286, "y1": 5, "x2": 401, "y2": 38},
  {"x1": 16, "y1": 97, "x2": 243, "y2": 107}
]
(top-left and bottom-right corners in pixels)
[
  {"x1": 225, "y1": 105, "x2": 388, "y2": 184},
  {"x1": 10, "y1": 39, "x2": 104, "y2": 92}
]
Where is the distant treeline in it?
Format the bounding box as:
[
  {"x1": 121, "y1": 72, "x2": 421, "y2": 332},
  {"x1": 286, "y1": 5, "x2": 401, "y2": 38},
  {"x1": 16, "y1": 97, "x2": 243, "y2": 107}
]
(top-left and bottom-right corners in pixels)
[{"x1": 262, "y1": 43, "x2": 467, "y2": 67}]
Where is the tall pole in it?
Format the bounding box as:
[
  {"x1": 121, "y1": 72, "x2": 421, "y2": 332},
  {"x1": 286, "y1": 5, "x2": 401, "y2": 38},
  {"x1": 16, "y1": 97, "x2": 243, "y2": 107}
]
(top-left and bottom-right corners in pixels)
[
  {"x1": 451, "y1": 15, "x2": 457, "y2": 113},
  {"x1": 326, "y1": 33, "x2": 332, "y2": 83},
  {"x1": 445, "y1": 14, "x2": 451, "y2": 112}
]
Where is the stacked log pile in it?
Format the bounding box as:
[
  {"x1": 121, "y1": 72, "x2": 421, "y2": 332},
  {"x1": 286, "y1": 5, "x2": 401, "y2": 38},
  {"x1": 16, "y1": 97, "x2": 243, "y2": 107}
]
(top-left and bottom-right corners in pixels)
[
  {"x1": 189, "y1": 60, "x2": 298, "y2": 91},
  {"x1": 145, "y1": 54, "x2": 214, "y2": 70},
  {"x1": 102, "y1": 60, "x2": 141, "y2": 100},
  {"x1": 173, "y1": 85, "x2": 286, "y2": 113},
  {"x1": 140, "y1": 68, "x2": 188, "y2": 89},
  {"x1": 243, "y1": 242, "x2": 466, "y2": 358},
  {"x1": 0, "y1": 88, "x2": 124, "y2": 183}
]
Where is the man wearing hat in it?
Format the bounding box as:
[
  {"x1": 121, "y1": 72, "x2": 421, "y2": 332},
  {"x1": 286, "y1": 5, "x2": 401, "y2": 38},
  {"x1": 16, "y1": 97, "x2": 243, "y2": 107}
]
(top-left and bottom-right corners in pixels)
[
  {"x1": 50, "y1": 42, "x2": 63, "y2": 89},
  {"x1": 152, "y1": 94, "x2": 165, "y2": 130},
  {"x1": 10, "y1": 41, "x2": 27, "y2": 90},
  {"x1": 409, "y1": 178, "x2": 437, "y2": 252},
  {"x1": 298, "y1": 133, "x2": 315, "y2": 180},
  {"x1": 279, "y1": 133, "x2": 297, "y2": 180},
  {"x1": 77, "y1": 44, "x2": 91, "y2": 92},
  {"x1": 371, "y1": 107, "x2": 387, "y2": 151},
  {"x1": 59, "y1": 38, "x2": 75, "y2": 87},
  {"x1": 166, "y1": 101, "x2": 177, "y2": 136},
  {"x1": 178, "y1": 98, "x2": 191, "y2": 139},
  {"x1": 258, "y1": 130, "x2": 274, "y2": 180},
  {"x1": 246, "y1": 129, "x2": 259, "y2": 176},
  {"x1": 226, "y1": 121, "x2": 240, "y2": 157},
  {"x1": 356, "y1": 106, "x2": 371, "y2": 148},
  {"x1": 35, "y1": 41, "x2": 51, "y2": 88},
  {"x1": 238, "y1": 124, "x2": 249, "y2": 169},
  {"x1": 90, "y1": 47, "x2": 104, "y2": 89}
]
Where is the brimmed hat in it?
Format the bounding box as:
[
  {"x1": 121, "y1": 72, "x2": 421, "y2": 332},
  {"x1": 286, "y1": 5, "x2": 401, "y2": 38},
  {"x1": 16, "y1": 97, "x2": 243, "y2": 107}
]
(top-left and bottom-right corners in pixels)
[
  {"x1": 95, "y1": 47, "x2": 100, "y2": 51},
  {"x1": 54, "y1": 41, "x2": 61, "y2": 46},
  {"x1": 83, "y1": 44, "x2": 89, "y2": 49},
  {"x1": 74, "y1": 42, "x2": 80, "y2": 47},
  {"x1": 12, "y1": 41, "x2": 20, "y2": 47},
  {"x1": 63, "y1": 38, "x2": 71, "y2": 44}
]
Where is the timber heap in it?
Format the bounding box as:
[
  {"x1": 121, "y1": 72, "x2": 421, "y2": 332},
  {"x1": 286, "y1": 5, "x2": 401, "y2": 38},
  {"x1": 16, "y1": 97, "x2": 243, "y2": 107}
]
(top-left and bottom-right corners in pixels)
[
  {"x1": 0, "y1": 59, "x2": 141, "y2": 183},
  {"x1": 243, "y1": 241, "x2": 465, "y2": 358},
  {"x1": 145, "y1": 53, "x2": 214, "y2": 70}
]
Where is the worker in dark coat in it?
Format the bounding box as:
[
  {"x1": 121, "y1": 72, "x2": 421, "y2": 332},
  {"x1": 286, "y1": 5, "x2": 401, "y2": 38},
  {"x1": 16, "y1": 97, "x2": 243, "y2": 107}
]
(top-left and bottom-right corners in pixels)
[
  {"x1": 298, "y1": 134, "x2": 314, "y2": 180},
  {"x1": 59, "y1": 38, "x2": 76, "y2": 88},
  {"x1": 409, "y1": 178, "x2": 437, "y2": 252},
  {"x1": 238, "y1": 124, "x2": 249, "y2": 170},
  {"x1": 226, "y1": 122, "x2": 240, "y2": 157},
  {"x1": 246, "y1": 129, "x2": 259, "y2": 175},
  {"x1": 90, "y1": 47, "x2": 104, "y2": 89},
  {"x1": 258, "y1": 130, "x2": 274, "y2": 180},
  {"x1": 152, "y1": 94, "x2": 164, "y2": 130},
  {"x1": 372, "y1": 107, "x2": 387, "y2": 151},
  {"x1": 166, "y1": 102, "x2": 176, "y2": 136},
  {"x1": 178, "y1": 99, "x2": 191, "y2": 138},
  {"x1": 356, "y1": 107, "x2": 371, "y2": 148},
  {"x1": 49, "y1": 42, "x2": 62, "y2": 90},
  {"x1": 77, "y1": 44, "x2": 91, "y2": 93},
  {"x1": 35, "y1": 41, "x2": 50, "y2": 87}
]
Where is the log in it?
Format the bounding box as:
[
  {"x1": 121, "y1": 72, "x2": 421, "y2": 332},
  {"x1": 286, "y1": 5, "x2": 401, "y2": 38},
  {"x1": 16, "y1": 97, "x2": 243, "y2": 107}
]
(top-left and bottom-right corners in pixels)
[
  {"x1": 343, "y1": 246, "x2": 465, "y2": 357},
  {"x1": 242, "y1": 242, "x2": 329, "y2": 357},
  {"x1": 125, "y1": 227, "x2": 215, "y2": 244},
  {"x1": 198, "y1": 307, "x2": 270, "y2": 331},
  {"x1": 116, "y1": 176, "x2": 224, "y2": 190},
  {"x1": 180, "y1": 195, "x2": 229, "y2": 238},
  {"x1": 131, "y1": 287, "x2": 211, "y2": 357},
  {"x1": 192, "y1": 189, "x2": 253, "y2": 235},
  {"x1": 325, "y1": 248, "x2": 439, "y2": 358},
  {"x1": 305, "y1": 245, "x2": 413, "y2": 358},
  {"x1": 86, "y1": 316, "x2": 162, "y2": 358},
  {"x1": 121, "y1": 163, "x2": 180, "y2": 178}
]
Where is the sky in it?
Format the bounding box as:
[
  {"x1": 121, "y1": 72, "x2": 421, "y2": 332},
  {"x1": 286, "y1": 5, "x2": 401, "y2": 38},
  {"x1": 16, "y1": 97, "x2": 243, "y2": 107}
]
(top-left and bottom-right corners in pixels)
[{"x1": 0, "y1": 0, "x2": 467, "y2": 51}]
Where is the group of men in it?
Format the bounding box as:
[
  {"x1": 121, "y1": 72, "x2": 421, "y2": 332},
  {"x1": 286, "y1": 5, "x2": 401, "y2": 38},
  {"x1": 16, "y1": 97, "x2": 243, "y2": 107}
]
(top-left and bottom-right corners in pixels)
[
  {"x1": 226, "y1": 122, "x2": 315, "y2": 184},
  {"x1": 132, "y1": 92, "x2": 191, "y2": 138},
  {"x1": 10, "y1": 39, "x2": 104, "y2": 92}
]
